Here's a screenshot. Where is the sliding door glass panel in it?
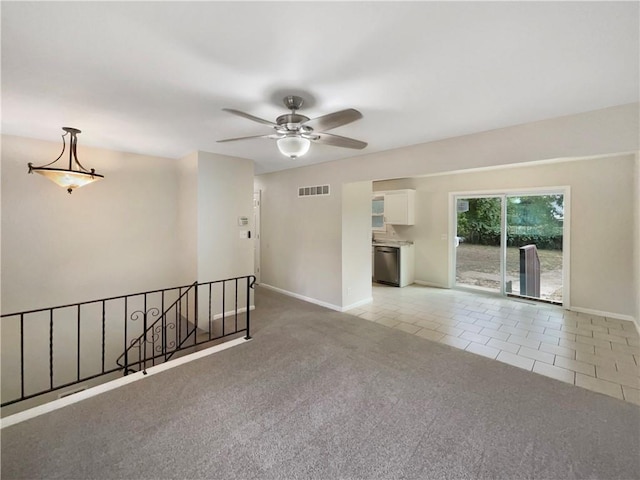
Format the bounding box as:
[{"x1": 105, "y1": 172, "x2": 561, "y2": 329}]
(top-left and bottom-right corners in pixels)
[
  {"x1": 505, "y1": 194, "x2": 563, "y2": 303},
  {"x1": 455, "y1": 197, "x2": 502, "y2": 292}
]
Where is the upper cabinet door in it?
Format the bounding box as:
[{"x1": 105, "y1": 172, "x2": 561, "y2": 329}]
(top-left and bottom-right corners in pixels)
[
  {"x1": 372, "y1": 196, "x2": 385, "y2": 230},
  {"x1": 384, "y1": 190, "x2": 415, "y2": 225}
]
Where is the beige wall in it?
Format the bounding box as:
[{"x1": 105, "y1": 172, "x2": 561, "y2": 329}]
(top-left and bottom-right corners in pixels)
[
  {"x1": 197, "y1": 151, "x2": 254, "y2": 283},
  {"x1": 177, "y1": 151, "x2": 198, "y2": 284},
  {"x1": 197, "y1": 152, "x2": 255, "y2": 325},
  {"x1": 256, "y1": 104, "x2": 640, "y2": 320},
  {"x1": 1, "y1": 135, "x2": 184, "y2": 405},
  {"x1": 635, "y1": 155, "x2": 640, "y2": 324},
  {"x1": 1, "y1": 134, "x2": 184, "y2": 312},
  {"x1": 255, "y1": 166, "x2": 345, "y2": 308},
  {"x1": 375, "y1": 154, "x2": 637, "y2": 319},
  {"x1": 1, "y1": 138, "x2": 256, "y2": 405},
  {"x1": 342, "y1": 181, "x2": 373, "y2": 309}
]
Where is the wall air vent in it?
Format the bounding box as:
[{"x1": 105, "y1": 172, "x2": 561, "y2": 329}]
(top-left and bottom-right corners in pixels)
[{"x1": 298, "y1": 185, "x2": 330, "y2": 197}]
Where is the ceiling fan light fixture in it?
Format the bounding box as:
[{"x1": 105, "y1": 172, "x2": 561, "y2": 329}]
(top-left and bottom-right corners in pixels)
[
  {"x1": 219, "y1": 95, "x2": 367, "y2": 157},
  {"x1": 277, "y1": 136, "x2": 310, "y2": 159}
]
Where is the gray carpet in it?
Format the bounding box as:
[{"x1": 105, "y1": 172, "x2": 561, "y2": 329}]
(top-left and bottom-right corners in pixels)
[{"x1": 2, "y1": 287, "x2": 639, "y2": 480}]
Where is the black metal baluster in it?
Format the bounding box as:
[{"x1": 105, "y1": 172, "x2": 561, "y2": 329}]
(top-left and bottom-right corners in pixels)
[
  {"x1": 208, "y1": 283, "x2": 212, "y2": 341},
  {"x1": 151, "y1": 304, "x2": 156, "y2": 367},
  {"x1": 174, "y1": 289, "x2": 182, "y2": 347},
  {"x1": 143, "y1": 294, "x2": 148, "y2": 371},
  {"x1": 186, "y1": 288, "x2": 190, "y2": 347},
  {"x1": 162, "y1": 291, "x2": 166, "y2": 361},
  {"x1": 101, "y1": 301, "x2": 106, "y2": 374},
  {"x1": 124, "y1": 297, "x2": 128, "y2": 375},
  {"x1": 222, "y1": 281, "x2": 226, "y2": 336},
  {"x1": 235, "y1": 278, "x2": 238, "y2": 332},
  {"x1": 77, "y1": 305, "x2": 81, "y2": 382},
  {"x1": 194, "y1": 286, "x2": 198, "y2": 347},
  {"x1": 177, "y1": 289, "x2": 181, "y2": 348},
  {"x1": 49, "y1": 310, "x2": 54, "y2": 390},
  {"x1": 245, "y1": 277, "x2": 252, "y2": 340},
  {"x1": 20, "y1": 314, "x2": 25, "y2": 400}
]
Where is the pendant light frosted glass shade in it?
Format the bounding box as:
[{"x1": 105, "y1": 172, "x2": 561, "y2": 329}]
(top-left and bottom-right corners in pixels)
[
  {"x1": 28, "y1": 127, "x2": 104, "y2": 194},
  {"x1": 277, "y1": 136, "x2": 311, "y2": 159},
  {"x1": 32, "y1": 168, "x2": 103, "y2": 191}
]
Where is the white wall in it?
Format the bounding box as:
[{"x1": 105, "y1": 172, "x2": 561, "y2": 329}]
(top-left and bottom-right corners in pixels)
[
  {"x1": 1, "y1": 137, "x2": 256, "y2": 406},
  {"x1": 344, "y1": 103, "x2": 639, "y2": 182},
  {"x1": 256, "y1": 103, "x2": 640, "y2": 318},
  {"x1": 342, "y1": 182, "x2": 373, "y2": 309},
  {"x1": 1, "y1": 134, "x2": 183, "y2": 312},
  {"x1": 196, "y1": 152, "x2": 255, "y2": 328},
  {"x1": 374, "y1": 154, "x2": 637, "y2": 319},
  {"x1": 177, "y1": 151, "x2": 198, "y2": 285},
  {"x1": 255, "y1": 165, "x2": 344, "y2": 308},
  {"x1": 1, "y1": 134, "x2": 184, "y2": 406},
  {"x1": 197, "y1": 151, "x2": 254, "y2": 283},
  {"x1": 634, "y1": 154, "x2": 640, "y2": 325}
]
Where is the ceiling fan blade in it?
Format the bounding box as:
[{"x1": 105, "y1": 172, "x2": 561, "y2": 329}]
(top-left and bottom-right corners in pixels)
[
  {"x1": 217, "y1": 134, "x2": 275, "y2": 143},
  {"x1": 310, "y1": 132, "x2": 367, "y2": 150},
  {"x1": 222, "y1": 108, "x2": 277, "y2": 127},
  {"x1": 302, "y1": 108, "x2": 363, "y2": 132}
]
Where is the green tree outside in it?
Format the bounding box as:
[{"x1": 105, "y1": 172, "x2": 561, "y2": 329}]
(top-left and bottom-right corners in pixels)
[{"x1": 457, "y1": 195, "x2": 563, "y2": 250}]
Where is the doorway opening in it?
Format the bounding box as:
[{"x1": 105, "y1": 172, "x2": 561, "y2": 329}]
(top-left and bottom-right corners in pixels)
[{"x1": 454, "y1": 190, "x2": 567, "y2": 305}]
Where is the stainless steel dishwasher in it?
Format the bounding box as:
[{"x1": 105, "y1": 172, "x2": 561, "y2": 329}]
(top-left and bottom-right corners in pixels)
[{"x1": 373, "y1": 246, "x2": 400, "y2": 286}]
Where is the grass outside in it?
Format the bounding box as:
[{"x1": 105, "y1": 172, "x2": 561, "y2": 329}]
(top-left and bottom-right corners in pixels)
[{"x1": 456, "y1": 243, "x2": 563, "y2": 302}]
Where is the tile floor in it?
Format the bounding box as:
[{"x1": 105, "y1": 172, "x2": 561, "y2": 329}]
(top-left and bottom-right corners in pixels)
[{"x1": 348, "y1": 283, "x2": 640, "y2": 405}]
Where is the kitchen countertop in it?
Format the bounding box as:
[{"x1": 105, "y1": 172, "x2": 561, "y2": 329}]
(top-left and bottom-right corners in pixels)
[{"x1": 372, "y1": 240, "x2": 413, "y2": 247}]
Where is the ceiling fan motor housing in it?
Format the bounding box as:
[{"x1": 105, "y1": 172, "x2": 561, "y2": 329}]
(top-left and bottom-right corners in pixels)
[{"x1": 276, "y1": 113, "x2": 310, "y2": 132}]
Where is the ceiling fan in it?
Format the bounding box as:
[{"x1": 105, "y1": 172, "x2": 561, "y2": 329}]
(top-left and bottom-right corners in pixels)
[{"x1": 217, "y1": 95, "x2": 367, "y2": 159}]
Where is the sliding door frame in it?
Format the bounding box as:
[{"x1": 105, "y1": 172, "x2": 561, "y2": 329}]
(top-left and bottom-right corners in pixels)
[{"x1": 448, "y1": 186, "x2": 571, "y2": 308}]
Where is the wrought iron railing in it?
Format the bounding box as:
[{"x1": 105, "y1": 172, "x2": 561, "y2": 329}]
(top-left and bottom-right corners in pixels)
[{"x1": 0, "y1": 275, "x2": 256, "y2": 408}]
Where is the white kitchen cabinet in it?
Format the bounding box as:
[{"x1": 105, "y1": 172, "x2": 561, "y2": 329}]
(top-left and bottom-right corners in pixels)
[
  {"x1": 399, "y1": 244, "x2": 415, "y2": 287},
  {"x1": 383, "y1": 189, "x2": 415, "y2": 225}
]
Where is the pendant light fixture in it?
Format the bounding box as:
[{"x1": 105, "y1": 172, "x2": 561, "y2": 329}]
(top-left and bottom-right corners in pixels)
[{"x1": 28, "y1": 127, "x2": 104, "y2": 194}]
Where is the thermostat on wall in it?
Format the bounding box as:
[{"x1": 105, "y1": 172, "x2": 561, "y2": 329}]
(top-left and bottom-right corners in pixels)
[{"x1": 238, "y1": 216, "x2": 249, "y2": 226}]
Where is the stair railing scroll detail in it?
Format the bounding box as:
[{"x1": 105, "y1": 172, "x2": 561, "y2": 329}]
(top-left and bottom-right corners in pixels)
[{"x1": 115, "y1": 282, "x2": 197, "y2": 374}]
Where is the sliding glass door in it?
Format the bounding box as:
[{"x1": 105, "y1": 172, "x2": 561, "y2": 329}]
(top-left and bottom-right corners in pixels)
[
  {"x1": 455, "y1": 197, "x2": 503, "y2": 293},
  {"x1": 505, "y1": 194, "x2": 564, "y2": 303},
  {"x1": 455, "y1": 192, "x2": 565, "y2": 304}
]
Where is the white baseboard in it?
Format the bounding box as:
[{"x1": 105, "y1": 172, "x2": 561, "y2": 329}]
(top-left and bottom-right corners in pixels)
[
  {"x1": 568, "y1": 306, "x2": 636, "y2": 323},
  {"x1": 259, "y1": 283, "x2": 343, "y2": 312},
  {"x1": 1, "y1": 337, "x2": 250, "y2": 429},
  {"x1": 342, "y1": 297, "x2": 373, "y2": 312},
  {"x1": 259, "y1": 284, "x2": 371, "y2": 313},
  {"x1": 212, "y1": 305, "x2": 255, "y2": 321},
  {"x1": 413, "y1": 280, "x2": 449, "y2": 289}
]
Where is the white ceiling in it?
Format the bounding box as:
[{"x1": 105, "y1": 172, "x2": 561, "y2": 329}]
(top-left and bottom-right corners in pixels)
[{"x1": 2, "y1": 2, "x2": 638, "y2": 174}]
